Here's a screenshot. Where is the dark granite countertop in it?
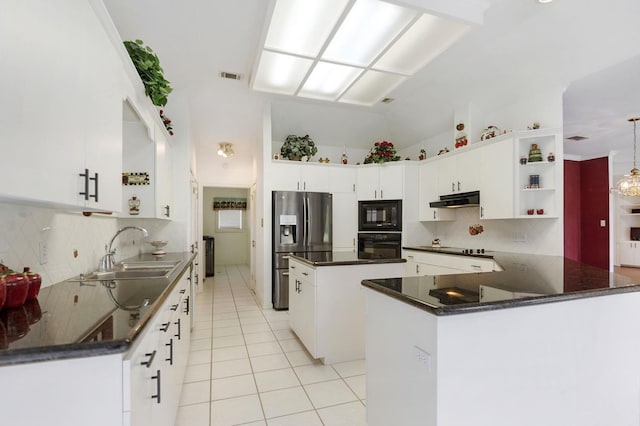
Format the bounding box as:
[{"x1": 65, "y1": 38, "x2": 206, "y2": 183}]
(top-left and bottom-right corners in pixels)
[
  {"x1": 0, "y1": 252, "x2": 196, "y2": 366},
  {"x1": 289, "y1": 251, "x2": 406, "y2": 267},
  {"x1": 363, "y1": 249, "x2": 640, "y2": 315}
]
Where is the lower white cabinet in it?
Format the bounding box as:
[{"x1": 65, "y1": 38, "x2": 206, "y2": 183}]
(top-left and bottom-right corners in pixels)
[
  {"x1": 0, "y1": 264, "x2": 192, "y2": 426},
  {"x1": 618, "y1": 241, "x2": 640, "y2": 266},
  {"x1": 403, "y1": 249, "x2": 498, "y2": 276},
  {"x1": 288, "y1": 258, "x2": 404, "y2": 364},
  {"x1": 125, "y1": 269, "x2": 191, "y2": 426}
]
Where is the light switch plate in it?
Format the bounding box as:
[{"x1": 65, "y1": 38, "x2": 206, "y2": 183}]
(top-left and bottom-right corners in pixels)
[
  {"x1": 414, "y1": 346, "x2": 431, "y2": 370},
  {"x1": 39, "y1": 241, "x2": 48, "y2": 265},
  {"x1": 600, "y1": 219, "x2": 606, "y2": 227}
]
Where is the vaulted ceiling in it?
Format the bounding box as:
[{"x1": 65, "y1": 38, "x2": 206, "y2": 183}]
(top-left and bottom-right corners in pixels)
[{"x1": 103, "y1": 0, "x2": 640, "y2": 162}]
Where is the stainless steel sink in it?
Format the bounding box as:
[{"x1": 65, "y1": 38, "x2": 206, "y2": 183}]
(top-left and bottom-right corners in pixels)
[{"x1": 68, "y1": 260, "x2": 181, "y2": 282}]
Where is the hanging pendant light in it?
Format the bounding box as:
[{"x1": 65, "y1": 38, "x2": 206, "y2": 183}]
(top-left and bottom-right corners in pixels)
[{"x1": 616, "y1": 118, "x2": 640, "y2": 196}]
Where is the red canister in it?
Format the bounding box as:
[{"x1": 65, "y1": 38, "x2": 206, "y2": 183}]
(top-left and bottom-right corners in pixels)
[
  {"x1": 0, "y1": 276, "x2": 6, "y2": 310},
  {"x1": 1, "y1": 271, "x2": 28, "y2": 309},
  {"x1": 23, "y1": 267, "x2": 42, "y2": 300}
]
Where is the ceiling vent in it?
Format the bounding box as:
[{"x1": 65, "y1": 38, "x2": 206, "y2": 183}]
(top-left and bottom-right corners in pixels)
[
  {"x1": 566, "y1": 135, "x2": 588, "y2": 141},
  {"x1": 381, "y1": 97, "x2": 395, "y2": 104},
  {"x1": 220, "y1": 71, "x2": 241, "y2": 80}
]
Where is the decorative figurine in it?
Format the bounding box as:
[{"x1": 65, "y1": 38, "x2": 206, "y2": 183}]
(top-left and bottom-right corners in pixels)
[
  {"x1": 128, "y1": 196, "x2": 140, "y2": 215},
  {"x1": 418, "y1": 149, "x2": 426, "y2": 160},
  {"x1": 341, "y1": 151, "x2": 348, "y2": 164},
  {"x1": 480, "y1": 125, "x2": 500, "y2": 141},
  {"x1": 527, "y1": 122, "x2": 541, "y2": 130},
  {"x1": 455, "y1": 123, "x2": 468, "y2": 148},
  {"x1": 547, "y1": 152, "x2": 555, "y2": 162},
  {"x1": 528, "y1": 144, "x2": 543, "y2": 162}
]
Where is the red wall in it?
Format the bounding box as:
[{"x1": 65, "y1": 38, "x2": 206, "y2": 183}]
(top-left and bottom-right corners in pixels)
[
  {"x1": 564, "y1": 158, "x2": 609, "y2": 269},
  {"x1": 564, "y1": 160, "x2": 581, "y2": 261},
  {"x1": 580, "y1": 158, "x2": 609, "y2": 269}
]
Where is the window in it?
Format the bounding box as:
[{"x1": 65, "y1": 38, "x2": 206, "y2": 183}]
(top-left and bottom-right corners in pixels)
[{"x1": 218, "y1": 209, "x2": 243, "y2": 230}]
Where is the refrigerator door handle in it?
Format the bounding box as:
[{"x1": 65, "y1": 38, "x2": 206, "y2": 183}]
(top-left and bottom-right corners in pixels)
[{"x1": 303, "y1": 194, "x2": 309, "y2": 248}]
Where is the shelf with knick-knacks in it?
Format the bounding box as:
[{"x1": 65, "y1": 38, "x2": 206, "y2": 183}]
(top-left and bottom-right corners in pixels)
[{"x1": 514, "y1": 128, "x2": 562, "y2": 218}]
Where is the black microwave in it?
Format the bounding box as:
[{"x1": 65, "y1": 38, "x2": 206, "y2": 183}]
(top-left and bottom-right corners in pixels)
[{"x1": 358, "y1": 200, "x2": 402, "y2": 232}]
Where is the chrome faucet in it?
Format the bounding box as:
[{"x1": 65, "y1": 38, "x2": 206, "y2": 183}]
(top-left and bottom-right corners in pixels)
[{"x1": 99, "y1": 226, "x2": 149, "y2": 271}]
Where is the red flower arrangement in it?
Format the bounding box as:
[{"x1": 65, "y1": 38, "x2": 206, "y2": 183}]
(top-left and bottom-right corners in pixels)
[
  {"x1": 160, "y1": 109, "x2": 174, "y2": 136},
  {"x1": 364, "y1": 140, "x2": 401, "y2": 164}
]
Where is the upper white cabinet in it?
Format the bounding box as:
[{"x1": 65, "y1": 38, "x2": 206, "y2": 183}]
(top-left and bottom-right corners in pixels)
[
  {"x1": 418, "y1": 163, "x2": 455, "y2": 222},
  {"x1": 478, "y1": 138, "x2": 515, "y2": 219},
  {"x1": 270, "y1": 161, "x2": 329, "y2": 192},
  {"x1": 436, "y1": 150, "x2": 478, "y2": 195},
  {"x1": 328, "y1": 165, "x2": 357, "y2": 194},
  {"x1": 357, "y1": 163, "x2": 404, "y2": 200},
  {"x1": 120, "y1": 108, "x2": 173, "y2": 219},
  {"x1": 0, "y1": 1, "x2": 123, "y2": 211}
]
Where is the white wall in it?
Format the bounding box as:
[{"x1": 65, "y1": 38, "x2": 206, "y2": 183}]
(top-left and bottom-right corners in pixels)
[{"x1": 202, "y1": 187, "x2": 250, "y2": 266}]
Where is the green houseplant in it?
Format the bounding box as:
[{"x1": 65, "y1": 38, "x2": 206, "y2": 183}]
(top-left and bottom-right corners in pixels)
[
  {"x1": 364, "y1": 140, "x2": 401, "y2": 164},
  {"x1": 280, "y1": 134, "x2": 318, "y2": 161},
  {"x1": 124, "y1": 39, "x2": 173, "y2": 107}
]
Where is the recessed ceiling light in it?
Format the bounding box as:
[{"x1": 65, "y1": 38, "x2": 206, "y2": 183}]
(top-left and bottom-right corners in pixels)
[
  {"x1": 537, "y1": 0, "x2": 553, "y2": 3},
  {"x1": 220, "y1": 71, "x2": 241, "y2": 80},
  {"x1": 566, "y1": 136, "x2": 588, "y2": 141}
]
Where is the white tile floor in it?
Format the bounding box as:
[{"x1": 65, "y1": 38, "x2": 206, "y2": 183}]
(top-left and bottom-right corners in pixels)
[{"x1": 175, "y1": 265, "x2": 367, "y2": 426}]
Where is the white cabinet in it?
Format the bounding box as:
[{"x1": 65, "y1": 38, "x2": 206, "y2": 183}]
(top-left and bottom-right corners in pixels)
[
  {"x1": 328, "y1": 165, "x2": 357, "y2": 194},
  {"x1": 288, "y1": 258, "x2": 405, "y2": 364},
  {"x1": 618, "y1": 242, "x2": 640, "y2": 266},
  {"x1": 0, "y1": 0, "x2": 123, "y2": 212},
  {"x1": 154, "y1": 125, "x2": 173, "y2": 219},
  {"x1": 357, "y1": 163, "x2": 404, "y2": 200},
  {"x1": 515, "y1": 128, "x2": 562, "y2": 218},
  {"x1": 270, "y1": 162, "x2": 329, "y2": 192},
  {"x1": 436, "y1": 150, "x2": 478, "y2": 195},
  {"x1": 121, "y1": 116, "x2": 173, "y2": 219},
  {"x1": 478, "y1": 138, "x2": 515, "y2": 219},
  {"x1": 124, "y1": 264, "x2": 192, "y2": 426},
  {"x1": 332, "y1": 192, "x2": 357, "y2": 251},
  {"x1": 402, "y1": 249, "x2": 497, "y2": 276},
  {"x1": 289, "y1": 261, "x2": 317, "y2": 357},
  {"x1": 418, "y1": 163, "x2": 455, "y2": 222}
]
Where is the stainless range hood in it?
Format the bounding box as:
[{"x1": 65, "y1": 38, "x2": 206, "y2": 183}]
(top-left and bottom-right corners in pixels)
[{"x1": 429, "y1": 191, "x2": 480, "y2": 208}]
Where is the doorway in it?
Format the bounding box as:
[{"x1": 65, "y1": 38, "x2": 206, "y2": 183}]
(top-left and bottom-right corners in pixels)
[{"x1": 202, "y1": 186, "x2": 252, "y2": 281}]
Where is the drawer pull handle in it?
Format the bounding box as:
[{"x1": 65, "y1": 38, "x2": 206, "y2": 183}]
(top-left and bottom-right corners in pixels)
[
  {"x1": 160, "y1": 322, "x2": 170, "y2": 332},
  {"x1": 165, "y1": 338, "x2": 174, "y2": 365},
  {"x1": 140, "y1": 350, "x2": 156, "y2": 367},
  {"x1": 302, "y1": 272, "x2": 308, "y2": 276},
  {"x1": 174, "y1": 318, "x2": 182, "y2": 340},
  {"x1": 170, "y1": 304, "x2": 179, "y2": 311},
  {"x1": 151, "y1": 370, "x2": 161, "y2": 403}
]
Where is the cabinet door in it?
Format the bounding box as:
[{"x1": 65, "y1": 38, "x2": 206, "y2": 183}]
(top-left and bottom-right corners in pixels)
[
  {"x1": 456, "y1": 151, "x2": 479, "y2": 193},
  {"x1": 0, "y1": 3, "x2": 91, "y2": 207},
  {"x1": 436, "y1": 155, "x2": 458, "y2": 195},
  {"x1": 332, "y1": 192, "x2": 357, "y2": 251},
  {"x1": 419, "y1": 163, "x2": 455, "y2": 222},
  {"x1": 479, "y1": 138, "x2": 514, "y2": 219},
  {"x1": 300, "y1": 165, "x2": 329, "y2": 192},
  {"x1": 288, "y1": 261, "x2": 317, "y2": 357},
  {"x1": 357, "y1": 167, "x2": 380, "y2": 200},
  {"x1": 270, "y1": 162, "x2": 301, "y2": 191},
  {"x1": 155, "y1": 126, "x2": 173, "y2": 219},
  {"x1": 619, "y1": 242, "x2": 637, "y2": 266},
  {"x1": 379, "y1": 165, "x2": 404, "y2": 199},
  {"x1": 328, "y1": 166, "x2": 357, "y2": 194}
]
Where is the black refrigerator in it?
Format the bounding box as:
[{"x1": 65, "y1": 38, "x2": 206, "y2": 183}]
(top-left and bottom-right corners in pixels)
[{"x1": 272, "y1": 191, "x2": 332, "y2": 310}]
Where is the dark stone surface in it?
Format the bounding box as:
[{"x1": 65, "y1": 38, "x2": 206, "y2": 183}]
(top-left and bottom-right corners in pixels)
[
  {"x1": 289, "y1": 251, "x2": 406, "y2": 266},
  {"x1": 0, "y1": 252, "x2": 196, "y2": 366},
  {"x1": 363, "y1": 248, "x2": 639, "y2": 316}
]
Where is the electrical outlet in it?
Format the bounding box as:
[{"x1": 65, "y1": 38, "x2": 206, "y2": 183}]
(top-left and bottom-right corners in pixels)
[
  {"x1": 39, "y1": 241, "x2": 48, "y2": 265},
  {"x1": 414, "y1": 346, "x2": 431, "y2": 370},
  {"x1": 512, "y1": 231, "x2": 527, "y2": 242}
]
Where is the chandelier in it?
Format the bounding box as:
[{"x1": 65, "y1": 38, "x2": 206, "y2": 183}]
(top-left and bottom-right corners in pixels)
[
  {"x1": 616, "y1": 118, "x2": 640, "y2": 196},
  {"x1": 217, "y1": 142, "x2": 234, "y2": 158}
]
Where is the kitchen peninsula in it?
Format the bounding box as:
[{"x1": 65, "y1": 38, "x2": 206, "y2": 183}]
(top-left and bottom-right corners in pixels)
[
  {"x1": 288, "y1": 252, "x2": 405, "y2": 364},
  {"x1": 362, "y1": 248, "x2": 640, "y2": 426}
]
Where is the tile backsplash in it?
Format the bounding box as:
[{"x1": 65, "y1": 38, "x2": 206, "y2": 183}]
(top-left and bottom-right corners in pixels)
[{"x1": 0, "y1": 202, "x2": 184, "y2": 288}]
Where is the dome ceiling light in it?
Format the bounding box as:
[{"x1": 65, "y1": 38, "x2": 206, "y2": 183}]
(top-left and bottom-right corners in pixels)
[
  {"x1": 217, "y1": 142, "x2": 234, "y2": 158},
  {"x1": 251, "y1": 0, "x2": 483, "y2": 107}
]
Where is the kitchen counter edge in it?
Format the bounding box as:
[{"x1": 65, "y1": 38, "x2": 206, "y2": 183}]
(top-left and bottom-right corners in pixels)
[
  {"x1": 289, "y1": 254, "x2": 406, "y2": 267},
  {"x1": 0, "y1": 251, "x2": 197, "y2": 366}
]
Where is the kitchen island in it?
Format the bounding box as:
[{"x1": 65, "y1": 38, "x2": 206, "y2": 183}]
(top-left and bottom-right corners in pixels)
[
  {"x1": 362, "y1": 249, "x2": 640, "y2": 426},
  {"x1": 289, "y1": 252, "x2": 405, "y2": 364}
]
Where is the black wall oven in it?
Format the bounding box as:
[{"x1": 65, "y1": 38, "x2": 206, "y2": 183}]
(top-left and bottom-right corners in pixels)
[
  {"x1": 357, "y1": 232, "x2": 402, "y2": 260},
  {"x1": 358, "y1": 199, "x2": 402, "y2": 232}
]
